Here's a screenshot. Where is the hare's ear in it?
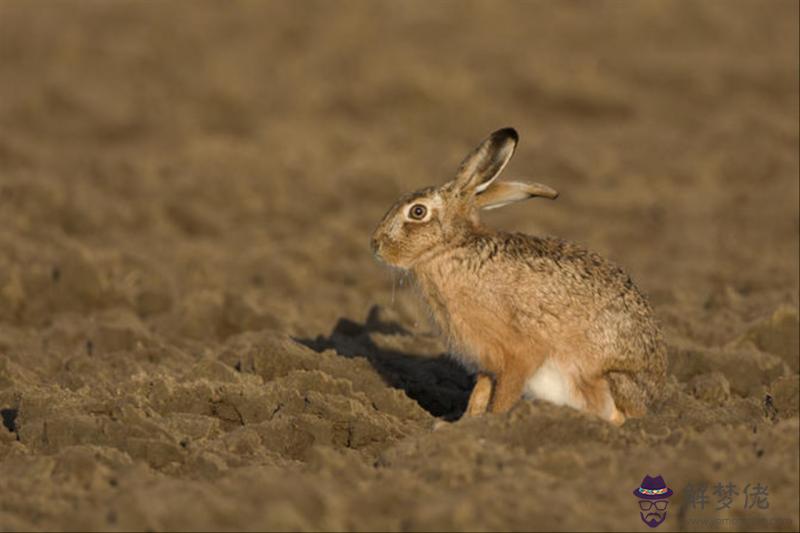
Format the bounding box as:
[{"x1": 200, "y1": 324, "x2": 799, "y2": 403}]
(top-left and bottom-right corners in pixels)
[
  {"x1": 476, "y1": 181, "x2": 559, "y2": 210},
  {"x1": 453, "y1": 127, "x2": 518, "y2": 195}
]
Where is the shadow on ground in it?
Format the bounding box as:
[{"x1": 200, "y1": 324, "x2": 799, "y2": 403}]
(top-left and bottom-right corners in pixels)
[{"x1": 297, "y1": 306, "x2": 473, "y2": 420}]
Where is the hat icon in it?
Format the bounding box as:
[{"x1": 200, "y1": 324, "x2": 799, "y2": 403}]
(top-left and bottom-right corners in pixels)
[{"x1": 633, "y1": 475, "x2": 674, "y2": 500}]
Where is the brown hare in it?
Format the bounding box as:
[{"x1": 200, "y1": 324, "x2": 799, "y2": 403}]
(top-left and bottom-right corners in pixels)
[{"x1": 371, "y1": 127, "x2": 666, "y2": 425}]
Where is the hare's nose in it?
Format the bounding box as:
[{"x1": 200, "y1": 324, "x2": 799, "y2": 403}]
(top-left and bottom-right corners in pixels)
[{"x1": 370, "y1": 236, "x2": 381, "y2": 254}]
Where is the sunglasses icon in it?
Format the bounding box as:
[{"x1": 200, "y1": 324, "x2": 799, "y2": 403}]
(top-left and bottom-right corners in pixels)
[{"x1": 639, "y1": 500, "x2": 669, "y2": 511}]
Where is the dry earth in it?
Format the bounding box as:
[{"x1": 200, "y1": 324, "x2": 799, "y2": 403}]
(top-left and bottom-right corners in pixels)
[{"x1": 0, "y1": 1, "x2": 798, "y2": 531}]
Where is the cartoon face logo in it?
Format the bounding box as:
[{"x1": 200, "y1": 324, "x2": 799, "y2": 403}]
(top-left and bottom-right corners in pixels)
[
  {"x1": 638, "y1": 498, "x2": 669, "y2": 527},
  {"x1": 633, "y1": 475, "x2": 673, "y2": 528}
]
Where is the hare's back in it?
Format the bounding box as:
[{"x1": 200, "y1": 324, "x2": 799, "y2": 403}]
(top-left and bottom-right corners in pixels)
[
  {"x1": 488, "y1": 232, "x2": 658, "y2": 335},
  {"x1": 493, "y1": 233, "x2": 637, "y2": 293}
]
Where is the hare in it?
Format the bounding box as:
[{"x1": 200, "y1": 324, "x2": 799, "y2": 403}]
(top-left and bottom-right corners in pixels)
[{"x1": 370, "y1": 127, "x2": 666, "y2": 425}]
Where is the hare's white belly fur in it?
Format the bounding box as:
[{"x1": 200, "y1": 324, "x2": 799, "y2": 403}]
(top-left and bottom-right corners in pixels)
[{"x1": 523, "y1": 359, "x2": 583, "y2": 409}]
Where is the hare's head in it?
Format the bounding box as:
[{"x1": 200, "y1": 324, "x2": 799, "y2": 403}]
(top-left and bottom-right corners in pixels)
[{"x1": 371, "y1": 127, "x2": 558, "y2": 269}]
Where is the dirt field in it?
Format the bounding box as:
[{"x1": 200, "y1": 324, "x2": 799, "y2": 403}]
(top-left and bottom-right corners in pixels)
[{"x1": 0, "y1": 1, "x2": 798, "y2": 531}]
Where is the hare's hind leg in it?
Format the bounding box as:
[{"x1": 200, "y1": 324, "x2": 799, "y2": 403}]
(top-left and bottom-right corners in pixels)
[
  {"x1": 465, "y1": 373, "x2": 493, "y2": 416},
  {"x1": 578, "y1": 376, "x2": 626, "y2": 426},
  {"x1": 606, "y1": 371, "x2": 648, "y2": 419}
]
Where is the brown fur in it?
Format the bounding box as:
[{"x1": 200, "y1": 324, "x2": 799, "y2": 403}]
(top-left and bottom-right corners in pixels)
[{"x1": 371, "y1": 128, "x2": 667, "y2": 424}]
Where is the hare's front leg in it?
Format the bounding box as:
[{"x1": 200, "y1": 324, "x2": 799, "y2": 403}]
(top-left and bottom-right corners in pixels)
[
  {"x1": 465, "y1": 373, "x2": 493, "y2": 416},
  {"x1": 489, "y1": 365, "x2": 530, "y2": 413}
]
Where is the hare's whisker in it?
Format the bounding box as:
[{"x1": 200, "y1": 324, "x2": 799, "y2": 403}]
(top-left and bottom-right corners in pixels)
[{"x1": 389, "y1": 270, "x2": 395, "y2": 307}]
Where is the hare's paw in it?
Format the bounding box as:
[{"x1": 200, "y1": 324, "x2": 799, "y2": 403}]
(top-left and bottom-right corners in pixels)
[
  {"x1": 465, "y1": 373, "x2": 493, "y2": 416},
  {"x1": 432, "y1": 419, "x2": 451, "y2": 431}
]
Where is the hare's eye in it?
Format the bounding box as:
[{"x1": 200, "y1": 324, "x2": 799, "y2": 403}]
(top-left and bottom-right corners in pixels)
[{"x1": 409, "y1": 204, "x2": 428, "y2": 220}]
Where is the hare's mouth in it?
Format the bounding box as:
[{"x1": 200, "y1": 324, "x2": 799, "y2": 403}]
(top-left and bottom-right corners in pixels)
[
  {"x1": 370, "y1": 237, "x2": 385, "y2": 261},
  {"x1": 371, "y1": 239, "x2": 394, "y2": 267},
  {"x1": 371, "y1": 238, "x2": 409, "y2": 270},
  {"x1": 372, "y1": 248, "x2": 401, "y2": 269}
]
